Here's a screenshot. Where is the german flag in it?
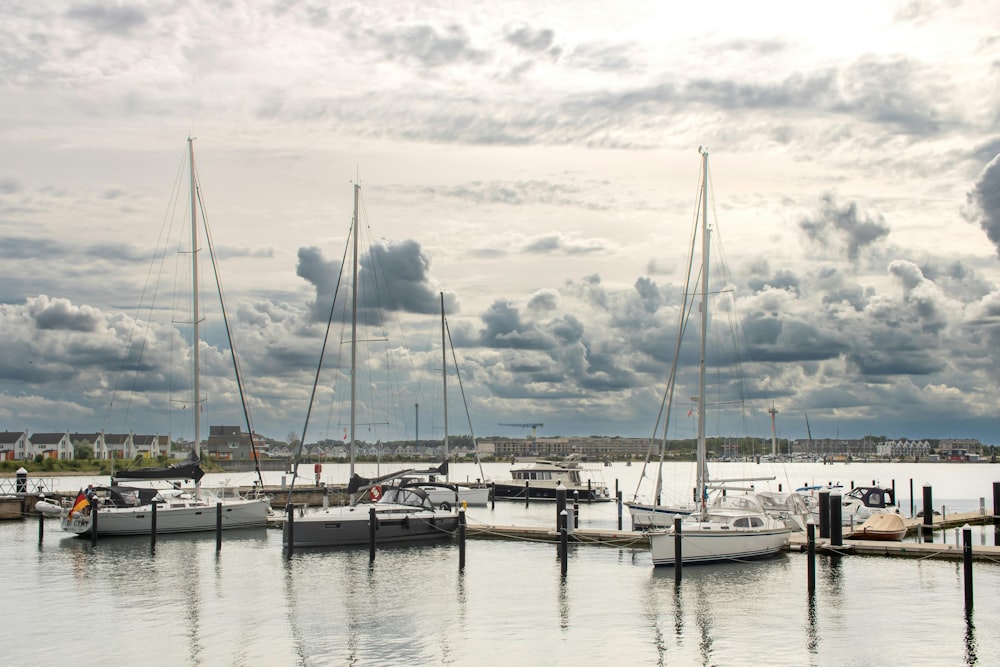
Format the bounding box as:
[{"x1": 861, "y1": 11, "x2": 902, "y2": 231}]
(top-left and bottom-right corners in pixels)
[{"x1": 69, "y1": 489, "x2": 89, "y2": 517}]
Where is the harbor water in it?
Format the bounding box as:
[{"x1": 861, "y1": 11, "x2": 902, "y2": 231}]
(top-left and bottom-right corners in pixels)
[{"x1": 6, "y1": 461, "x2": 1000, "y2": 665}]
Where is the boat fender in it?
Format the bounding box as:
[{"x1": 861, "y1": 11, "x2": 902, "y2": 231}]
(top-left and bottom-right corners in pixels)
[
  {"x1": 369, "y1": 485, "x2": 383, "y2": 501},
  {"x1": 439, "y1": 502, "x2": 451, "y2": 511},
  {"x1": 402, "y1": 515, "x2": 410, "y2": 530}
]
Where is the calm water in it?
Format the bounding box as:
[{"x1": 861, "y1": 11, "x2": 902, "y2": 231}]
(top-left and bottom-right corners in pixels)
[{"x1": 6, "y1": 461, "x2": 1000, "y2": 666}]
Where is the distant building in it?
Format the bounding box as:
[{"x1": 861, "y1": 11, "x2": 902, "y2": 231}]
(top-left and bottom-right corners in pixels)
[
  {"x1": 30, "y1": 432, "x2": 74, "y2": 460},
  {"x1": 0, "y1": 430, "x2": 30, "y2": 460},
  {"x1": 203, "y1": 425, "x2": 263, "y2": 461},
  {"x1": 877, "y1": 439, "x2": 931, "y2": 458}
]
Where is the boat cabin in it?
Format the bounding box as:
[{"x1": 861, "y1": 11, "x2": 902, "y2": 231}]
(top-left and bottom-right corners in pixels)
[{"x1": 845, "y1": 486, "x2": 896, "y2": 510}]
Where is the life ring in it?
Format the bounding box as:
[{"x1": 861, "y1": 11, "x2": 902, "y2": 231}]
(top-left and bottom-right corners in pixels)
[
  {"x1": 369, "y1": 485, "x2": 383, "y2": 501},
  {"x1": 439, "y1": 501, "x2": 451, "y2": 511}
]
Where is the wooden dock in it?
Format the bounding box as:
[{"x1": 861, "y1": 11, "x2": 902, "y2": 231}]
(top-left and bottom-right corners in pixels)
[{"x1": 460, "y1": 510, "x2": 1000, "y2": 562}]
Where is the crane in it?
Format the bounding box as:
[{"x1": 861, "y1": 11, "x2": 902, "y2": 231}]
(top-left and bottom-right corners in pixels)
[{"x1": 498, "y1": 423, "x2": 544, "y2": 440}]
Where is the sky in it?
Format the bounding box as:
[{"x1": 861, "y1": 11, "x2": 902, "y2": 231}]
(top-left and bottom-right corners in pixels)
[{"x1": 2, "y1": 1, "x2": 1000, "y2": 447}]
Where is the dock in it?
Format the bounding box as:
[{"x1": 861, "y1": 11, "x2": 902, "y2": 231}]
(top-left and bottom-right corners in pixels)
[{"x1": 459, "y1": 510, "x2": 1000, "y2": 562}]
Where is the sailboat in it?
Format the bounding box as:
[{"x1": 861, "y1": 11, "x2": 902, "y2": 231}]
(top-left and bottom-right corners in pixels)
[
  {"x1": 400, "y1": 293, "x2": 490, "y2": 508},
  {"x1": 648, "y1": 148, "x2": 794, "y2": 566},
  {"x1": 60, "y1": 138, "x2": 271, "y2": 537},
  {"x1": 282, "y1": 184, "x2": 460, "y2": 548}
]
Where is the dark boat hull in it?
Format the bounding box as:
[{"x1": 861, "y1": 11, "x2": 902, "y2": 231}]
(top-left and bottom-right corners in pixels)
[{"x1": 491, "y1": 482, "x2": 611, "y2": 502}]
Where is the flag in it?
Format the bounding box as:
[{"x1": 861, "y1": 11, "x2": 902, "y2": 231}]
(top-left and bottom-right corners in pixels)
[{"x1": 69, "y1": 489, "x2": 89, "y2": 517}]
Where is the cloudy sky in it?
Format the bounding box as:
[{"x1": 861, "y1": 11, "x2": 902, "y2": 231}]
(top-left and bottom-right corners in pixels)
[{"x1": 2, "y1": 1, "x2": 1000, "y2": 447}]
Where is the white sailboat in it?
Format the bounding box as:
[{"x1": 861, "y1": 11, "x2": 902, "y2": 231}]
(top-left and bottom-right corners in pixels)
[
  {"x1": 60, "y1": 138, "x2": 271, "y2": 537},
  {"x1": 405, "y1": 293, "x2": 490, "y2": 508},
  {"x1": 283, "y1": 184, "x2": 460, "y2": 548},
  {"x1": 648, "y1": 148, "x2": 793, "y2": 566}
]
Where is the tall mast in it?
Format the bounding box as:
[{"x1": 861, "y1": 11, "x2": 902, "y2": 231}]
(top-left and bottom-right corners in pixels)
[
  {"x1": 188, "y1": 137, "x2": 202, "y2": 498},
  {"x1": 696, "y1": 146, "x2": 710, "y2": 519},
  {"x1": 441, "y1": 292, "x2": 449, "y2": 479},
  {"x1": 350, "y1": 183, "x2": 360, "y2": 477}
]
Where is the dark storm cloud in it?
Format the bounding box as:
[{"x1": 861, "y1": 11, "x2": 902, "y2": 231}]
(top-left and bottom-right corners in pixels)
[
  {"x1": 846, "y1": 344, "x2": 943, "y2": 376},
  {"x1": 634, "y1": 277, "x2": 662, "y2": 313},
  {"x1": 799, "y1": 194, "x2": 890, "y2": 262},
  {"x1": 296, "y1": 239, "x2": 441, "y2": 323},
  {"x1": 66, "y1": 4, "x2": 147, "y2": 35},
  {"x1": 964, "y1": 153, "x2": 1000, "y2": 256},
  {"x1": 368, "y1": 239, "x2": 440, "y2": 314},
  {"x1": 527, "y1": 290, "x2": 559, "y2": 312},
  {"x1": 28, "y1": 296, "x2": 99, "y2": 332},
  {"x1": 741, "y1": 314, "x2": 848, "y2": 363},
  {"x1": 479, "y1": 300, "x2": 550, "y2": 349}
]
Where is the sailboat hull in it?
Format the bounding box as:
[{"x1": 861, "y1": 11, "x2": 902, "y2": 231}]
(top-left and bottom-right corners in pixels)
[
  {"x1": 283, "y1": 504, "x2": 458, "y2": 548},
  {"x1": 649, "y1": 522, "x2": 790, "y2": 566},
  {"x1": 61, "y1": 497, "x2": 270, "y2": 537}
]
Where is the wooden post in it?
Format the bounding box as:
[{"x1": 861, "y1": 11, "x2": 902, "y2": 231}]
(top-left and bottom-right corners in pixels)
[
  {"x1": 963, "y1": 524, "x2": 973, "y2": 611},
  {"x1": 573, "y1": 491, "x2": 580, "y2": 529},
  {"x1": 559, "y1": 509, "x2": 568, "y2": 577},
  {"x1": 818, "y1": 491, "x2": 830, "y2": 539},
  {"x1": 458, "y1": 507, "x2": 466, "y2": 572},
  {"x1": 807, "y1": 520, "x2": 816, "y2": 595},
  {"x1": 490, "y1": 482, "x2": 495, "y2": 511},
  {"x1": 369, "y1": 506, "x2": 377, "y2": 563},
  {"x1": 150, "y1": 501, "x2": 157, "y2": 552},
  {"x1": 587, "y1": 479, "x2": 592, "y2": 503},
  {"x1": 524, "y1": 481, "x2": 530, "y2": 507},
  {"x1": 91, "y1": 505, "x2": 98, "y2": 547},
  {"x1": 993, "y1": 481, "x2": 1000, "y2": 547},
  {"x1": 556, "y1": 485, "x2": 567, "y2": 530},
  {"x1": 216, "y1": 502, "x2": 223, "y2": 552},
  {"x1": 922, "y1": 485, "x2": 934, "y2": 542},
  {"x1": 616, "y1": 490, "x2": 623, "y2": 531},
  {"x1": 909, "y1": 478, "x2": 915, "y2": 517},
  {"x1": 674, "y1": 516, "x2": 683, "y2": 584},
  {"x1": 830, "y1": 494, "x2": 843, "y2": 547},
  {"x1": 38, "y1": 507, "x2": 44, "y2": 544}
]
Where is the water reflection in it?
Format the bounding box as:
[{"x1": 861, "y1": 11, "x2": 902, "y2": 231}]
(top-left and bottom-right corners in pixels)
[
  {"x1": 557, "y1": 578, "x2": 570, "y2": 630},
  {"x1": 965, "y1": 609, "x2": 978, "y2": 665},
  {"x1": 805, "y1": 594, "x2": 819, "y2": 656}
]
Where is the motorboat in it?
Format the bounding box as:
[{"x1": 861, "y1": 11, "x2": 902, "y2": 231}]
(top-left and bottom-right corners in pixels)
[{"x1": 491, "y1": 454, "x2": 611, "y2": 502}]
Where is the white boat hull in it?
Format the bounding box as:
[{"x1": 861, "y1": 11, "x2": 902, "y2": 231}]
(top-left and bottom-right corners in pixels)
[
  {"x1": 649, "y1": 522, "x2": 790, "y2": 566},
  {"x1": 60, "y1": 497, "x2": 270, "y2": 536}
]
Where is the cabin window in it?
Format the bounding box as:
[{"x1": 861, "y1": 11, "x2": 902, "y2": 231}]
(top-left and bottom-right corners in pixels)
[
  {"x1": 734, "y1": 518, "x2": 749, "y2": 528},
  {"x1": 869, "y1": 492, "x2": 882, "y2": 506},
  {"x1": 750, "y1": 517, "x2": 763, "y2": 528}
]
